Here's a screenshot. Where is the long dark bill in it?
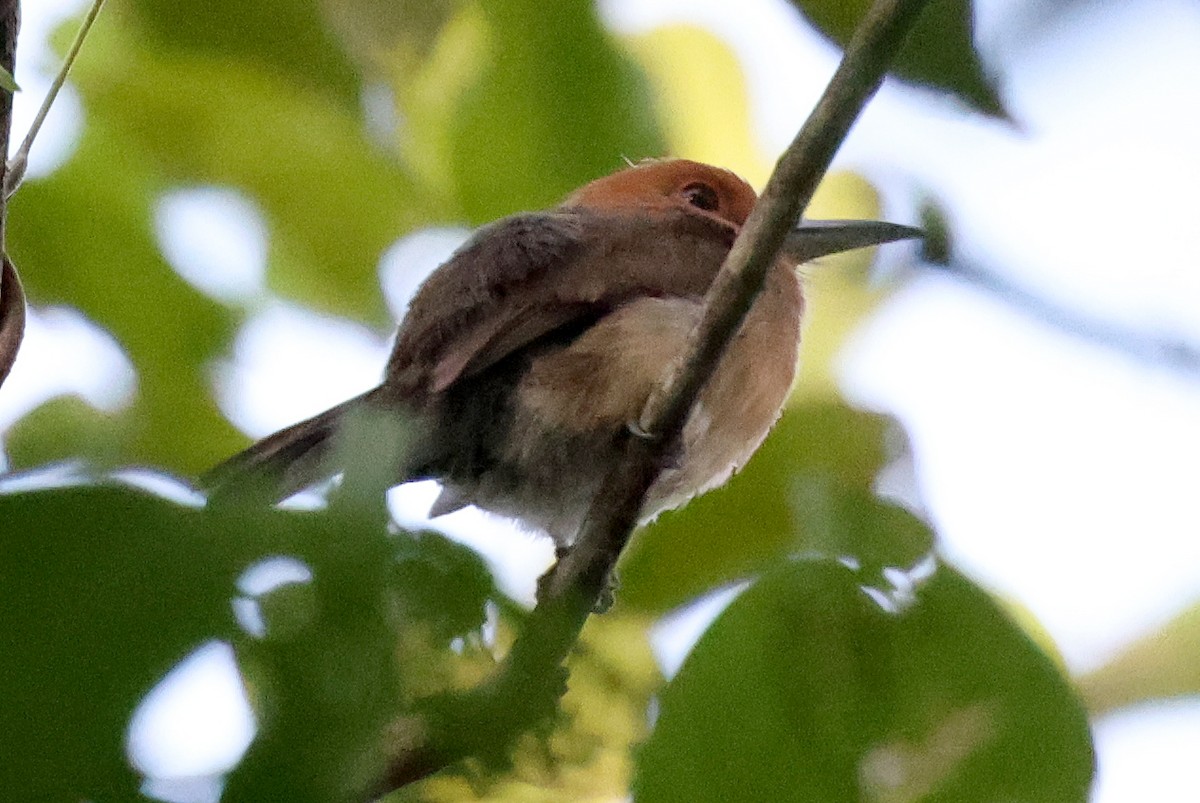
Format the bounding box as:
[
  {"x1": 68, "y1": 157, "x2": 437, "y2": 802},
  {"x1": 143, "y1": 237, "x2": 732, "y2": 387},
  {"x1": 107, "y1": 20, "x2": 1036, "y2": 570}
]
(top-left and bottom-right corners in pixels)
[{"x1": 781, "y1": 219, "x2": 923, "y2": 263}]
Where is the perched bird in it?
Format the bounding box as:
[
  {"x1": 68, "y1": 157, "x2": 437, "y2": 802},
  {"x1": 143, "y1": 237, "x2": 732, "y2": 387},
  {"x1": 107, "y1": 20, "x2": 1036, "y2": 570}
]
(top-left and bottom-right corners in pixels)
[{"x1": 204, "y1": 159, "x2": 918, "y2": 545}]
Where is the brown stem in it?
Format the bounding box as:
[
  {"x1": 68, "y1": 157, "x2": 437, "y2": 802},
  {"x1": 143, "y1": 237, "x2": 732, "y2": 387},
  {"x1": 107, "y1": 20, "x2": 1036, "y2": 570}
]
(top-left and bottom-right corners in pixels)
[{"x1": 0, "y1": 0, "x2": 22, "y2": 389}]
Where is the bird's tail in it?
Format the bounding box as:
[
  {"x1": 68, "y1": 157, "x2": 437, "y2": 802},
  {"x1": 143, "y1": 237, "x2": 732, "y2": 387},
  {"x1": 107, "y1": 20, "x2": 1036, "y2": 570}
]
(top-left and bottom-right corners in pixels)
[{"x1": 202, "y1": 388, "x2": 380, "y2": 505}]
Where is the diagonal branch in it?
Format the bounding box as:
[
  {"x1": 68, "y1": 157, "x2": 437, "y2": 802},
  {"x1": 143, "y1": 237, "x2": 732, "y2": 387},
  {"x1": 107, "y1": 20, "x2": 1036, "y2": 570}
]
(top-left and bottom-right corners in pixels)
[
  {"x1": 928, "y1": 257, "x2": 1200, "y2": 377},
  {"x1": 371, "y1": 0, "x2": 934, "y2": 795},
  {"x1": 0, "y1": 0, "x2": 21, "y2": 389}
]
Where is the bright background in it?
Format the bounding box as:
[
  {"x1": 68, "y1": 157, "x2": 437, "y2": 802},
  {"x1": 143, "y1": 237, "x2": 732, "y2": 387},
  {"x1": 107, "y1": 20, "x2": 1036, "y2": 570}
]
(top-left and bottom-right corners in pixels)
[{"x1": 5, "y1": 0, "x2": 1199, "y2": 799}]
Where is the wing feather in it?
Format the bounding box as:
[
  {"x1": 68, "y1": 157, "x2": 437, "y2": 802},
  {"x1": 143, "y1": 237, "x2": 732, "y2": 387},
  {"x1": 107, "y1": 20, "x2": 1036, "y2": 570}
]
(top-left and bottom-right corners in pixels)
[{"x1": 385, "y1": 207, "x2": 735, "y2": 399}]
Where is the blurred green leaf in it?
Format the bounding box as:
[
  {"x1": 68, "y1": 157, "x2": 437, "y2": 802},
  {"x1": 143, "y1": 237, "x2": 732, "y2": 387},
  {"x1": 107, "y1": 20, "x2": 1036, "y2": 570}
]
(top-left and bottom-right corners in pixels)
[
  {"x1": 619, "y1": 401, "x2": 909, "y2": 612},
  {"x1": 635, "y1": 560, "x2": 1093, "y2": 803},
  {"x1": 124, "y1": 0, "x2": 361, "y2": 105},
  {"x1": 0, "y1": 485, "x2": 244, "y2": 800},
  {"x1": 443, "y1": 0, "x2": 665, "y2": 221},
  {"x1": 68, "y1": 24, "x2": 427, "y2": 322},
  {"x1": 789, "y1": 0, "x2": 1007, "y2": 118},
  {"x1": 394, "y1": 528, "x2": 495, "y2": 642},
  {"x1": 411, "y1": 612, "x2": 662, "y2": 802},
  {"x1": 356, "y1": 0, "x2": 666, "y2": 220},
  {"x1": 4, "y1": 394, "x2": 127, "y2": 468},
  {"x1": 792, "y1": 480, "x2": 934, "y2": 588},
  {"x1": 1079, "y1": 600, "x2": 1200, "y2": 715},
  {"x1": 0, "y1": 64, "x2": 18, "y2": 93},
  {"x1": 225, "y1": 415, "x2": 500, "y2": 800},
  {"x1": 320, "y1": 0, "x2": 460, "y2": 76},
  {"x1": 11, "y1": 7, "x2": 446, "y2": 474},
  {"x1": 9, "y1": 125, "x2": 242, "y2": 474},
  {"x1": 0, "y1": 470, "x2": 507, "y2": 801},
  {"x1": 223, "y1": 509, "x2": 406, "y2": 802}
]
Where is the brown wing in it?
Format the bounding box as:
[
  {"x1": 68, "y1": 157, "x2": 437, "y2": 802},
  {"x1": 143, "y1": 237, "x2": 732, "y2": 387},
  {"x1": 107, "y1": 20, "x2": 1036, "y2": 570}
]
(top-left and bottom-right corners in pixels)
[{"x1": 385, "y1": 207, "x2": 737, "y2": 399}]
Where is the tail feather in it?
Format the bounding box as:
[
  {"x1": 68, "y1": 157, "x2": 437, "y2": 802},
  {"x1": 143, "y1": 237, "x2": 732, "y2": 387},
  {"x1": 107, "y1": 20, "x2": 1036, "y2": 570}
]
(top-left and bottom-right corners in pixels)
[{"x1": 202, "y1": 389, "x2": 377, "y2": 505}]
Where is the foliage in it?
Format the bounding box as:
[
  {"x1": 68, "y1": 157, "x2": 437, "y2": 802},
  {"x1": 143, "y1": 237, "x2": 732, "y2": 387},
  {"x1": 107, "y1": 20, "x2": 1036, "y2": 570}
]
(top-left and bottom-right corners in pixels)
[
  {"x1": 636, "y1": 561, "x2": 1092, "y2": 803},
  {"x1": 787, "y1": 0, "x2": 1007, "y2": 118},
  {"x1": 8, "y1": 0, "x2": 1173, "y2": 801}
]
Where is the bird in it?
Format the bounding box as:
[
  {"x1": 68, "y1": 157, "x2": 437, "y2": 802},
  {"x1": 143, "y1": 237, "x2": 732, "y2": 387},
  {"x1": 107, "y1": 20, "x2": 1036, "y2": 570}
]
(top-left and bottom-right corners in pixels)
[{"x1": 203, "y1": 159, "x2": 919, "y2": 546}]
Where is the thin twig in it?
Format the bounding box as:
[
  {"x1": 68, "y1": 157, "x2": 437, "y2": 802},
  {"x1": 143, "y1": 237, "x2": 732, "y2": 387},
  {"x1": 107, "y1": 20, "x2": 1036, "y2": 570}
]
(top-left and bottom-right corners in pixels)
[
  {"x1": 4, "y1": 0, "x2": 106, "y2": 198},
  {"x1": 929, "y1": 258, "x2": 1200, "y2": 376},
  {"x1": 370, "y1": 0, "x2": 934, "y2": 795}
]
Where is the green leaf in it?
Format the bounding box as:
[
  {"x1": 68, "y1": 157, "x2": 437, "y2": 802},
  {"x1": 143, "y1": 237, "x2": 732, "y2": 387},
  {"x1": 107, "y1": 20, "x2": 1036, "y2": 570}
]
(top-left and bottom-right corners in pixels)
[
  {"x1": 221, "y1": 507, "x2": 408, "y2": 802},
  {"x1": 9, "y1": 123, "x2": 242, "y2": 474},
  {"x1": 3, "y1": 394, "x2": 128, "y2": 469},
  {"x1": 789, "y1": 0, "x2": 1008, "y2": 119},
  {"x1": 67, "y1": 24, "x2": 430, "y2": 323},
  {"x1": 321, "y1": 0, "x2": 460, "y2": 77},
  {"x1": 0, "y1": 471, "x2": 499, "y2": 800},
  {"x1": 0, "y1": 485, "x2": 246, "y2": 800},
  {"x1": 222, "y1": 416, "x2": 500, "y2": 800},
  {"x1": 1079, "y1": 600, "x2": 1200, "y2": 715},
  {"x1": 125, "y1": 0, "x2": 361, "y2": 106},
  {"x1": 442, "y1": 0, "x2": 666, "y2": 221},
  {"x1": 394, "y1": 528, "x2": 496, "y2": 642},
  {"x1": 10, "y1": 10, "x2": 443, "y2": 474},
  {"x1": 619, "y1": 401, "x2": 920, "y2": 612},
  {"x1": 0, "y1": 64, "x2": 18, "y2": 93},
  {"x1": 635, "y1": 560, "x2": 1094, "y2": 803}
]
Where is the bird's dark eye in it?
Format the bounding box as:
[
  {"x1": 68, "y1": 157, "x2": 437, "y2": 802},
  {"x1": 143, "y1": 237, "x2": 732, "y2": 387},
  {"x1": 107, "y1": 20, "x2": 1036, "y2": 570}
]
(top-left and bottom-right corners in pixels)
[{"x1": 681, "y1": 182, "x2": 720, "y2": 212}]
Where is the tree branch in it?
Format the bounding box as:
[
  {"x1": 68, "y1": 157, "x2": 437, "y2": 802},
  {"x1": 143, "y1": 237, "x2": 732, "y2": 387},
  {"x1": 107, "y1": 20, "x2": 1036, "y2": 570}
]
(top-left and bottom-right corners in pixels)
[
  {"x1": 927, "y1": 257, "x2": 1200, "y2": 377},
  {"x1": 0, "y1": 0, "x2": 21, "y2": 390},
  {"x1": 371, "y1": 0, "x2": 934, "y2": 795}
]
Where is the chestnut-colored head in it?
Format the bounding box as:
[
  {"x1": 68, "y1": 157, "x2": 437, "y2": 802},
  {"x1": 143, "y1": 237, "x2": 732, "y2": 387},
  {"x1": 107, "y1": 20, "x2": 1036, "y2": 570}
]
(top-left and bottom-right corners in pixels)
[{"x1": 564, "y1": 159, "x2": 758, "y2": 232}]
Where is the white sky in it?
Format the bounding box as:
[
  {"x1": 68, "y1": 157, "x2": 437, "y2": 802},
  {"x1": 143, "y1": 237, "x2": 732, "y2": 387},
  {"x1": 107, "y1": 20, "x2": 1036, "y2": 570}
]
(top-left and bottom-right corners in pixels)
[{"x1": 6, "y1": 0, "x2": 1200, "y2": 800}]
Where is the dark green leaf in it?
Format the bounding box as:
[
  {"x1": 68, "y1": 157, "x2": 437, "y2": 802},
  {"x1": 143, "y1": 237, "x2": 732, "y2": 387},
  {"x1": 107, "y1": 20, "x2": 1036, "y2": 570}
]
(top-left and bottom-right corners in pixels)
[
  {"x1": 789, "y1": 0, "x2": 1008, "y2": 118},
  {"x1": 222, "y1": 505, "x2": 406, "y2": 803},
  {"x1": 125, "y1": 0, "x2": 361, "y2": 105},
  {"x1": 0, "y1": 485, "x2": 244, "y2": 800},
  {"x1": 0, "y1": 468, "x2": 502, "y2": 801},
  {"x1": 0, "y1": 64, "x2": 18, "y2": 92},
  {"x1": 222, "y1": 416, "x2": 499, "y2": 801},
  {"x1": 394, "y1": 528, "x2": 496, "y2": 642},
  {"x1": 635, "y1": 560, "x2": 1094, "y2": 802}
]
